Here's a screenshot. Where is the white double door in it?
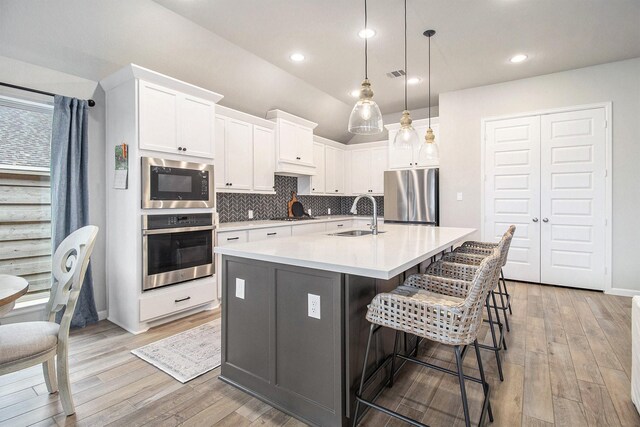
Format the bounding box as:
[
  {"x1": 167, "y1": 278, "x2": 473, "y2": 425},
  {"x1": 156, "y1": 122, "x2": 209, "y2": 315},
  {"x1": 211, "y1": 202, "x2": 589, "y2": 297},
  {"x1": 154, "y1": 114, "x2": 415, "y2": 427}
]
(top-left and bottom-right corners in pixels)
[{"x1": 484, "y1": 107, "x2": 607, "y2": 290}]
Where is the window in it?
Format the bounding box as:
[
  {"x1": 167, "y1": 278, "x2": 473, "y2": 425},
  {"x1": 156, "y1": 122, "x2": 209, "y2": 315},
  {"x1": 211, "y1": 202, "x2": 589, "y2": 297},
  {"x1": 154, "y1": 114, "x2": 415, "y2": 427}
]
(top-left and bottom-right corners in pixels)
[{"x1": 0, "y1": 95, "x2": 53, "y2": 305}]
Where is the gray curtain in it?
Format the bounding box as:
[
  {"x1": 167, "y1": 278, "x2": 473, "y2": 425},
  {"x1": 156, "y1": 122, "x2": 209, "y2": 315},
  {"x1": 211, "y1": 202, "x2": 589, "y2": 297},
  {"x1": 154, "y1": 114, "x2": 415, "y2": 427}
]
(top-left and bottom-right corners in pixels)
[{"x1": 51, "y1": 95, "x2": 98, "y2": 328}]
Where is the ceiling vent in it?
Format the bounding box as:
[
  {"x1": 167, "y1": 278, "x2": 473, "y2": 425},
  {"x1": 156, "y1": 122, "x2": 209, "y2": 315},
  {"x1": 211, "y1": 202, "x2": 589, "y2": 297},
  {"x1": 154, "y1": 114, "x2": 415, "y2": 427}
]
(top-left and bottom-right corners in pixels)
[{"x1": 386, "y1": 69, "x2": 406, "y2": 79}]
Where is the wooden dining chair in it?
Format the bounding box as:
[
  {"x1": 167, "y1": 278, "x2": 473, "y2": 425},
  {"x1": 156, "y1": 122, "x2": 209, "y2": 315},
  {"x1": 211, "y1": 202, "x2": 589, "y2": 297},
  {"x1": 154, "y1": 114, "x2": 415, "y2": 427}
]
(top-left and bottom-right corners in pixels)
[{"x1": 0, "y1": 225, "x2": 98, "y2": 416}]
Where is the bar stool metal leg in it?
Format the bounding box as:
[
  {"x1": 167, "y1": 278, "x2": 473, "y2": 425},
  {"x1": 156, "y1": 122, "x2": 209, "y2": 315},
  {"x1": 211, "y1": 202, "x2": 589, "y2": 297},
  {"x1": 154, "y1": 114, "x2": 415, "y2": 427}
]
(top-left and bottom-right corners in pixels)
[
  {"x1": 454, "y1": 346, "x2": 471, "y2": 427},
  {"x1": 352, "y1": 324, "x2": 375, "y2": 427},
  {"x1": 483, "y1": 295, "x2": 504, "y2": 381},
  {"x1": 474, "y1": 339, "x2": 494, "y2": 423},
  {"x1": 501, "y1": 269, "x2": 512, "y2": 314},
  {"x1": 389, "y1": 331, "x2": 400, "y2": 388},
  {"x1": 490, "y1": 290, "x2": 508, "y2": 351}
]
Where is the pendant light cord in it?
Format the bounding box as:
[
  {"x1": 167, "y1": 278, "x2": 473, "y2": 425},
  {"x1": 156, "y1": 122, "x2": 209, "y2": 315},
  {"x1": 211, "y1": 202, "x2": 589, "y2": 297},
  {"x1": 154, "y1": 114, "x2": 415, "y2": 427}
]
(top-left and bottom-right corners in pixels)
[
  {"x1": 403, "y1": 0, "x2": 408, "y2": 111},
  {"x1": 364, "y1": 0, "x2": 368, "y2": 79},
  {"x1": 428, "y1": 33, "x2": 431, "y2": 128}
]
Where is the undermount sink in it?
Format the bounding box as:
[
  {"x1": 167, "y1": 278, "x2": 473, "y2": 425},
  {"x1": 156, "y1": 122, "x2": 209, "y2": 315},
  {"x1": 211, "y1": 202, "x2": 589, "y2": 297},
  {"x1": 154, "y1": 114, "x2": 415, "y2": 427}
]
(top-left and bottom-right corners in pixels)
[{"x1": 329, "y1": 230, "x2": 385, "y2": 237}]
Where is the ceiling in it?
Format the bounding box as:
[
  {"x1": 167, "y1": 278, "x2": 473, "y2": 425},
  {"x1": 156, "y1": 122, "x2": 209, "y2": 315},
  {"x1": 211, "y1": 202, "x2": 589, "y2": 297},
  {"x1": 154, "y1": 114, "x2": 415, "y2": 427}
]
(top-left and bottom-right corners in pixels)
[
  {"x1": 0, "y1": 0, "x2": 639, "y2": 143},
  {"x1": 154, "y1": 0, "x2": 640, "y2": 115}
]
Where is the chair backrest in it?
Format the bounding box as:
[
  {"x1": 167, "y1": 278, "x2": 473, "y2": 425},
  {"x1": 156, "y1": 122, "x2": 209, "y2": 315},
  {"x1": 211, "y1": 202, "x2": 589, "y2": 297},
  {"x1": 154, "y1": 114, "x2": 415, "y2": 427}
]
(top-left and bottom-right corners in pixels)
[
  {"x1": 499, "y1": 225, "x2": 516, "y2": 267},
  {"x1": 45, "y1": 226, "x2": 99, "y2": 328},
  {"x1": 457, "y1": 248, "x2": 501, "y2": 341}
]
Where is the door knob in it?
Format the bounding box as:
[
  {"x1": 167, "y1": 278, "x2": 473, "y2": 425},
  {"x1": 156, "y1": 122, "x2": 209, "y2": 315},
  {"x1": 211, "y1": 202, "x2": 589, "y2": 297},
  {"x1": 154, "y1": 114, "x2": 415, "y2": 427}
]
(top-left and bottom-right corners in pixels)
[
  {"x1": 543, "y1": 218, "x2": 549, "y2": 223},
  {"x1": 532, "y1": 218, "x2": 539, "y2": 222}
]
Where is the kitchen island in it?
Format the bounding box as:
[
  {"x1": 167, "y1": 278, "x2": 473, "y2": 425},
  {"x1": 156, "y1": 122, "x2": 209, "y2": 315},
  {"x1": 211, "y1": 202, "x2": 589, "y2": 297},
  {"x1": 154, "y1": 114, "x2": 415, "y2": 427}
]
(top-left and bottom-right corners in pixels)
[{"x1": 214, "y1": 224, "x2": 475, "y2": 426}]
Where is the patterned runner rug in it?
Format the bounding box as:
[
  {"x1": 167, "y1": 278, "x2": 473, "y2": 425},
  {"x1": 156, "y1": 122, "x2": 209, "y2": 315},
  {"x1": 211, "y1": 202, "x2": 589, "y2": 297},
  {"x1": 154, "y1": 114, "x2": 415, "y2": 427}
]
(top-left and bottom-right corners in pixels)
[{"x1": 131, "y1": 319, "x2": 221, "y2": 383}]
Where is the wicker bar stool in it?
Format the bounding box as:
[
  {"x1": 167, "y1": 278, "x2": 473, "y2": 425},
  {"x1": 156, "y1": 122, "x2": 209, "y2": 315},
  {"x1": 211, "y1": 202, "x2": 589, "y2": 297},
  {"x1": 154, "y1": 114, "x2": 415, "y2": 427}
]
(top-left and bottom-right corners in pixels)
[
  {"x1": 443, "y1": 227, "x2": 515, "y2": 335},
  {"x1": 457, "y1": 226, "x2": 516, "y2": 323},
  {"x1": 352, "y1": 250, "x2": 501, "y2": 427},
  {"x1": 405, "y1": 231, "x2": 511, "y2": 381}
]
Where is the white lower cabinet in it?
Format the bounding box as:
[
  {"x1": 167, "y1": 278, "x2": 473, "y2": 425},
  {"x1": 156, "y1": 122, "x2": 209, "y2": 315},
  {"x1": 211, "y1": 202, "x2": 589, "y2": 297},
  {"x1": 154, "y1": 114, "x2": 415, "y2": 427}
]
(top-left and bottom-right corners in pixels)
[
  {"x1": 247, "y1": 226, "x2": 292, "y2": 242},
  {"x1": 292, "y1": 223, "x2": 326, "y2": 236},
  {"x1": 325, "y1": 220, "x2": 353, "y2": 231},
  {"x1": 217, "y1": 230, "x2": 249, "y2": 246},
  {"x1": 139, "y1": 279, "x2": 216, "y2": 322}
]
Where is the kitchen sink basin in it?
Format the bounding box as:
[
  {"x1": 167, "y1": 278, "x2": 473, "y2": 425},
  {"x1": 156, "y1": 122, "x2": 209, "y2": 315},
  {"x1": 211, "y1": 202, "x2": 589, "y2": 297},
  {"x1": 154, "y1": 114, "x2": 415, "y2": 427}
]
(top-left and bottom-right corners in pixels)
[{"x1": 329, "y1": 230, "x2": 385, "y2": 237}]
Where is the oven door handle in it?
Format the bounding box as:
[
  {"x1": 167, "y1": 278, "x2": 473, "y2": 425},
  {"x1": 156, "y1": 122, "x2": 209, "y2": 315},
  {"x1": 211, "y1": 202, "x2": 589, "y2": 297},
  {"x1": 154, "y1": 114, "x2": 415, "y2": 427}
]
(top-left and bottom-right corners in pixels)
[{"x1": 143, "y1": 225, "x2": 215, "y2": 235}]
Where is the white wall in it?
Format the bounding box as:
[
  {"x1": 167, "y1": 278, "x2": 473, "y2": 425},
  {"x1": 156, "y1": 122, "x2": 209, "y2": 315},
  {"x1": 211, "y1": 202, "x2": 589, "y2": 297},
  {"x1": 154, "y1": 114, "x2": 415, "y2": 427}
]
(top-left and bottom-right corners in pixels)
[
  {"x1": 0, "y1": 55, "x2": 108, "y2": 317},
  {"x1": 439, "y1": 57, "x2": 640, "y2": 293}
]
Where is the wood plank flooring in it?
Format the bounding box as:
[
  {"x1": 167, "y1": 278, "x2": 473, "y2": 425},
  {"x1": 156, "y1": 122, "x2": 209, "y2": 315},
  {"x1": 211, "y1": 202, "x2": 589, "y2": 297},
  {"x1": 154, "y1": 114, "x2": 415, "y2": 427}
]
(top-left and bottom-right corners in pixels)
[{"x1": 0, "y1": 281, "x2": 637, "y2": 426}]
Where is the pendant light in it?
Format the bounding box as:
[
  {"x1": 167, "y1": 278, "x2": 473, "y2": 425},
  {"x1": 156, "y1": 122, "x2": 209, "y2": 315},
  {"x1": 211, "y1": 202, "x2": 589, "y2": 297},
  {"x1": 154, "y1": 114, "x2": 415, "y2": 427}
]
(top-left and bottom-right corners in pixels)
[
  {"x1": 419, "y1": 29, "x2": 439, "y2": 162},
  {"x1": 348, "y1": 0, "x2": 383, "y2": 135},
  {"x1": 393, "y1": 0, "x2": 419, "y2": 149}
]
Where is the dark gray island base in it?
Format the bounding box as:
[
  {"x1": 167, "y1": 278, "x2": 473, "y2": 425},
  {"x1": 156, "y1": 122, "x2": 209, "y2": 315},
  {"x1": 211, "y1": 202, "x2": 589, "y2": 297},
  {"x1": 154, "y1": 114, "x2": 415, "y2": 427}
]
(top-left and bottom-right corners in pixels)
[{"x1": 219, "y1": 255, "x2": 419, "y2": 427}]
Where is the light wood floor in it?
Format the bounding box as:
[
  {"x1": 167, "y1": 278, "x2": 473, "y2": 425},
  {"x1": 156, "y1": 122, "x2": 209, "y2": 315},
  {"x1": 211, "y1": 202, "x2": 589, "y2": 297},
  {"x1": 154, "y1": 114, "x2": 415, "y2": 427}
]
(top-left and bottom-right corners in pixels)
[{"x1": 0, "y1": 281, "x2": 638, "y2": 426}]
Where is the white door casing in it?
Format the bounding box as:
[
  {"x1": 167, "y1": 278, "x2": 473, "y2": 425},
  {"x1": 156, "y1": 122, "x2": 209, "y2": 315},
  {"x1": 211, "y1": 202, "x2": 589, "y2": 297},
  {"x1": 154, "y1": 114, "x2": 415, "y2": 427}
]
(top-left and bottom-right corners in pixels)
[
  {"x1": 484, "y1": 116, "x2": 542, "y2": 282},
  {"x1": 540, "y1": 108, "x2": 606, "y2": 290}
]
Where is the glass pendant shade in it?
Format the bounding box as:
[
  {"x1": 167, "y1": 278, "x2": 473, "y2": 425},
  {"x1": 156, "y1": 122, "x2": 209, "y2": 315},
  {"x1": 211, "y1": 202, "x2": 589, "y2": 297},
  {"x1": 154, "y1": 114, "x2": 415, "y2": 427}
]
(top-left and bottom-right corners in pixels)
[
  {"x1": 418, "y1": 127, "x2": 439, "y2": 162},
  {"x1": 393, "y1": 110, "x2": 419, "y2": 149},
  {"x1": 348, "y1": 79, "x2": 383, "y2": 134}
]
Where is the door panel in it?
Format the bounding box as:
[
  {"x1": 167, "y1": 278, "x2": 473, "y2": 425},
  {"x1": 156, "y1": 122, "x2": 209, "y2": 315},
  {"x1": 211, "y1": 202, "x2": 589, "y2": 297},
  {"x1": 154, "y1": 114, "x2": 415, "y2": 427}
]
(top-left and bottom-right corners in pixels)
[
  {"x1": 387, "y1": 129, "x2": 414, "y2": 169},
  {"x1": 540, "y1": 108, "x2": 606, "y2": 290},
  {"x1": 225, "y1": 119, "x2": 253, "y2": 190},
  {"x1": 485, "y1": 116, "x2": 541, "y2": 282},
  {"x1": 180, "y1": 95, "x2": 215, "y2": 158},
  {"x1": 214, "y1": 116, "x2": 227, "y2": 189},
  {"x1": 311, "y1": 143, "x2": 325, "y2": 194},
  {"x1": 253, "y1": 125, "x2": 275, "y2": 192},
  {"x1": 350, "y1": 149, "x2": 370, "y2": 194},
  {"x1": 370, "y1": 147, "x2": 388, "y2": 194},
  {"x1": 139, "y1": 81, "x2": 178, "y2": 153}
]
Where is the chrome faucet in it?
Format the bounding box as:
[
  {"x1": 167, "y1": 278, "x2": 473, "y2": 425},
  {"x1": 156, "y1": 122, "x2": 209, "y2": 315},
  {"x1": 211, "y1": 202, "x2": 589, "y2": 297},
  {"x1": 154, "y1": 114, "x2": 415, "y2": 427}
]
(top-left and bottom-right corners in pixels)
[{"x1": 350, "y1": 194, "x2": 378, "y2": 235}]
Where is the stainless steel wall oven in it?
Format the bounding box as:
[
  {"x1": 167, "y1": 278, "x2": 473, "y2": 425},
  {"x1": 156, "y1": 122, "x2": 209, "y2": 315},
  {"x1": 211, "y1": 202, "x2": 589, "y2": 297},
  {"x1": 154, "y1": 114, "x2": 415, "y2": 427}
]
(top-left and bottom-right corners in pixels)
[
  {"x1": 141, "y1": 157, "x2": 214, "y2": 209},
  {"x1": 142, "y1": 213, "x2": 214, "y2": 291}
]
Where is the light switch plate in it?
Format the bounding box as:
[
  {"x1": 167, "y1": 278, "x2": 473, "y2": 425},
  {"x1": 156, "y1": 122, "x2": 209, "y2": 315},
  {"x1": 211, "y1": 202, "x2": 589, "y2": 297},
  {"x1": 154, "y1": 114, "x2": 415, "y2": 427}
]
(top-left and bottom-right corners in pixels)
[
  {"x1": 235, "y1": 278, "x2": 245, "y2": 299},
  {"x1": 248, "y1": 210, "x2": 254, "y2": 219},
  {"x1": 457, "y1": 192, "x2": 463, "y2": 201},
  {"x1": 308, "y1": 294, "x2": 321, "y2": 319}
]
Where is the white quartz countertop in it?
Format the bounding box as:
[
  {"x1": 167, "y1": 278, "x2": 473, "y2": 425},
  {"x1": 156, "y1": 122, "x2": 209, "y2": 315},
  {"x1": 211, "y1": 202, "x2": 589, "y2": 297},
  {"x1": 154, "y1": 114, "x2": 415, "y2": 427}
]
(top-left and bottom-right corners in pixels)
[
  {"x1": 214, "y1": 224, "x2": 475, "y2": 279},
  {"x1": 217, "y1": 215, "x2": 380, "y2": 232}
]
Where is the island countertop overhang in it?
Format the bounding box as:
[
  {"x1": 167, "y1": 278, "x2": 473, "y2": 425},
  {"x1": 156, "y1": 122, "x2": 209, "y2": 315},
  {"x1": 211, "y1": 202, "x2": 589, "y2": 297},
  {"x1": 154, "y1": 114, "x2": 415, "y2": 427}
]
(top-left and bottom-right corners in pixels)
[{"x1": 214, "y1": 224, "x2": 476, "y2": 280}]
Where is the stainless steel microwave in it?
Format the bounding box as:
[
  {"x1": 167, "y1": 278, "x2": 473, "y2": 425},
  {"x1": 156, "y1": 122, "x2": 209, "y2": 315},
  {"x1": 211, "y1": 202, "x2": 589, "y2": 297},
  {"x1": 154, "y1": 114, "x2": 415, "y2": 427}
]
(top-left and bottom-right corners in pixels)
[{"x1": 141, "y1": 157, "x2": 214, "y2": 209}]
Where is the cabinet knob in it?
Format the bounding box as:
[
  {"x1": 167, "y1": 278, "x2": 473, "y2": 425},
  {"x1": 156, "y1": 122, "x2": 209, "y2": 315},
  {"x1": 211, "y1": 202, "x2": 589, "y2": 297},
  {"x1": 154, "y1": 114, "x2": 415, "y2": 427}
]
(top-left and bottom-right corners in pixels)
[
  {"x1": 229, "y1": 183, "x2": 233, "y2": 186},
  {"x1": 296, "y1": 156, "x2": 301, "y2": 160},
  {"x1": 183, "y1": 147, "x2": 187, "y2": 152},
  {"x1": 335, "y1": 189, "x2": 338, "y2": 192},
  {"x1": 532, "y1": 218, "x2": 539, "y2": 222},
  {"x1": 542, "y1": 218, "x2": 549, "y2": 223},
  {"x1": 178, "y1": 147, "x2": 183, "y2": 151},
  {"x1": 312, "y1": 188, "x2": 315, "y2": 191}
]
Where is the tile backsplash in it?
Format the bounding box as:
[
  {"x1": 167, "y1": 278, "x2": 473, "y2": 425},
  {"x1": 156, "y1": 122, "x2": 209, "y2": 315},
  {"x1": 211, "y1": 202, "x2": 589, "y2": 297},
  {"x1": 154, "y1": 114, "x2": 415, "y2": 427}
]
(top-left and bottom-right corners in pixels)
[{"x1": 216, "y1": 175, "x2": 384, "y2": 223}]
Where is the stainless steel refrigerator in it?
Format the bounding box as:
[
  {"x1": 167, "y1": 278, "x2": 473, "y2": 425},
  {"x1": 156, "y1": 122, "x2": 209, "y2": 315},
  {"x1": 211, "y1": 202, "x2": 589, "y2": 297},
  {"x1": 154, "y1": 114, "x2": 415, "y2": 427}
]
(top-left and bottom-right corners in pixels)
[{"x1": 384, "y1": 168, "x2": 439, "y2": 225}]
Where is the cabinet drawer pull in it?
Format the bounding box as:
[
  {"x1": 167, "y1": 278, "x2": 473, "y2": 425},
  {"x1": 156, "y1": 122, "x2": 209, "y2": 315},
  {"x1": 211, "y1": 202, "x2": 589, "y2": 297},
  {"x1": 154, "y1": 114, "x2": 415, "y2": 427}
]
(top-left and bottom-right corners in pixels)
[
  {"x1": 337, "y1": 224, "x2": 344, "y2": 227},
  {"x1": 267, "y1": 232, "x2": 277, "y2": 236},
  {"x1": 227, "y1": 237, "x2": 240, "y2": 241},
  {"x1": 175, "y1": 296, "x2": 191, "y2": 303},
  {"x1": 335, "y1": 189, "x2": 338, "y2": 192},
  {"x1": 296, "y1": 156, "x2": 301, "y2": 160}
]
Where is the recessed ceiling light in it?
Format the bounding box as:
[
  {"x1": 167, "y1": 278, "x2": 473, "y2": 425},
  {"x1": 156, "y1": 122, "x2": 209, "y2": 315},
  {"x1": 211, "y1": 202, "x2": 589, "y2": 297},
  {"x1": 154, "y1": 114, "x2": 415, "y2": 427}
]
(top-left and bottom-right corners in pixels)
[
  {"x1": 358, "y1": 28, "x2": 376, "y2": 39},
  {"x1": 290, "y1": 53, "x2": 305, "y2": 62},
  {"x1": 510, "y1": 54, "x2": 528, "y2": 63},
  {"x1": 407, "y1": 77, "x2": 422, "y2": 85},
  {"x1": 349, "y1": 89, "x2": 361, "y2": 98}
]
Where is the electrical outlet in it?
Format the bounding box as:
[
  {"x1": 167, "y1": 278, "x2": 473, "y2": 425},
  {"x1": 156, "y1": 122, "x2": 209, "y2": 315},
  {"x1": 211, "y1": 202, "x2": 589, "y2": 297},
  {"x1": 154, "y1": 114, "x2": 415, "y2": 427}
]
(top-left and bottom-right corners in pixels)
[
  {"x1": 308, "y1": 294, "x2": 321, "y2": 319},
  {"x1": 328, "y1": 208, "x2": 331, "y2": 215},
  {"x1": 457, "y1": 192, "x2": 463, "y2": 201},
  {"x1": 235, "y1": 278, "x2": 245, "y2": 299},
  {"x1": 308, "y1": 209, "x2": 312, "y2": 216},
  {"x1": 248, "y1": 210, "x2": 254, "y2": 219}
]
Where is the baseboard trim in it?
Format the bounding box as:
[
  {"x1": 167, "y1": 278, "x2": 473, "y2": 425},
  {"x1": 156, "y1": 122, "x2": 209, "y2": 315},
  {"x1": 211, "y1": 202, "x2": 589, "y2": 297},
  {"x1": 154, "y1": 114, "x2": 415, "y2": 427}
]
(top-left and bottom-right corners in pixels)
[
  {"x1": 98, "y1": 310, "x2": 108, "y2": 321},
  {"x1": 606, "y1": 288, "x2": 640, "y2": 297}
]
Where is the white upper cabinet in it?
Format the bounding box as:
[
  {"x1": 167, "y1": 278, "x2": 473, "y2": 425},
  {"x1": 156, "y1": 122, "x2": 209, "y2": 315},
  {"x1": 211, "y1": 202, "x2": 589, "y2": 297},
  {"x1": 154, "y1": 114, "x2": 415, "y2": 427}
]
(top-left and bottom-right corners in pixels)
[
  {"x1": 386, "y1": 118, "x2": 439, "y2": 169},
  {"x1": 325, "y1": 145, "x2": 345, "y2": 194},
  {"x1": 180, "y1": 95, "x2": 216, "y2": 158},
  {"x1": 224, "y1": 118, "x2": 253, "y2": 190},
  {"x1": 349, "y1": 145, "x2": 388, "y2": 195},
  {"x1": 216, "y1": 106, "x2": 276, "y2": 194},
  {"x1": 310, "y1": 142, "x2": 326, "y2": 194},
  {"x1": 138, "y1": 80, "x2": 218, "y2": 159},
  {"x1": 253, "y1": 125, "x2": 276, "y2": 192},
  {"x1": 267, "y1": 109, "x2": 318, "y2": 175}
]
